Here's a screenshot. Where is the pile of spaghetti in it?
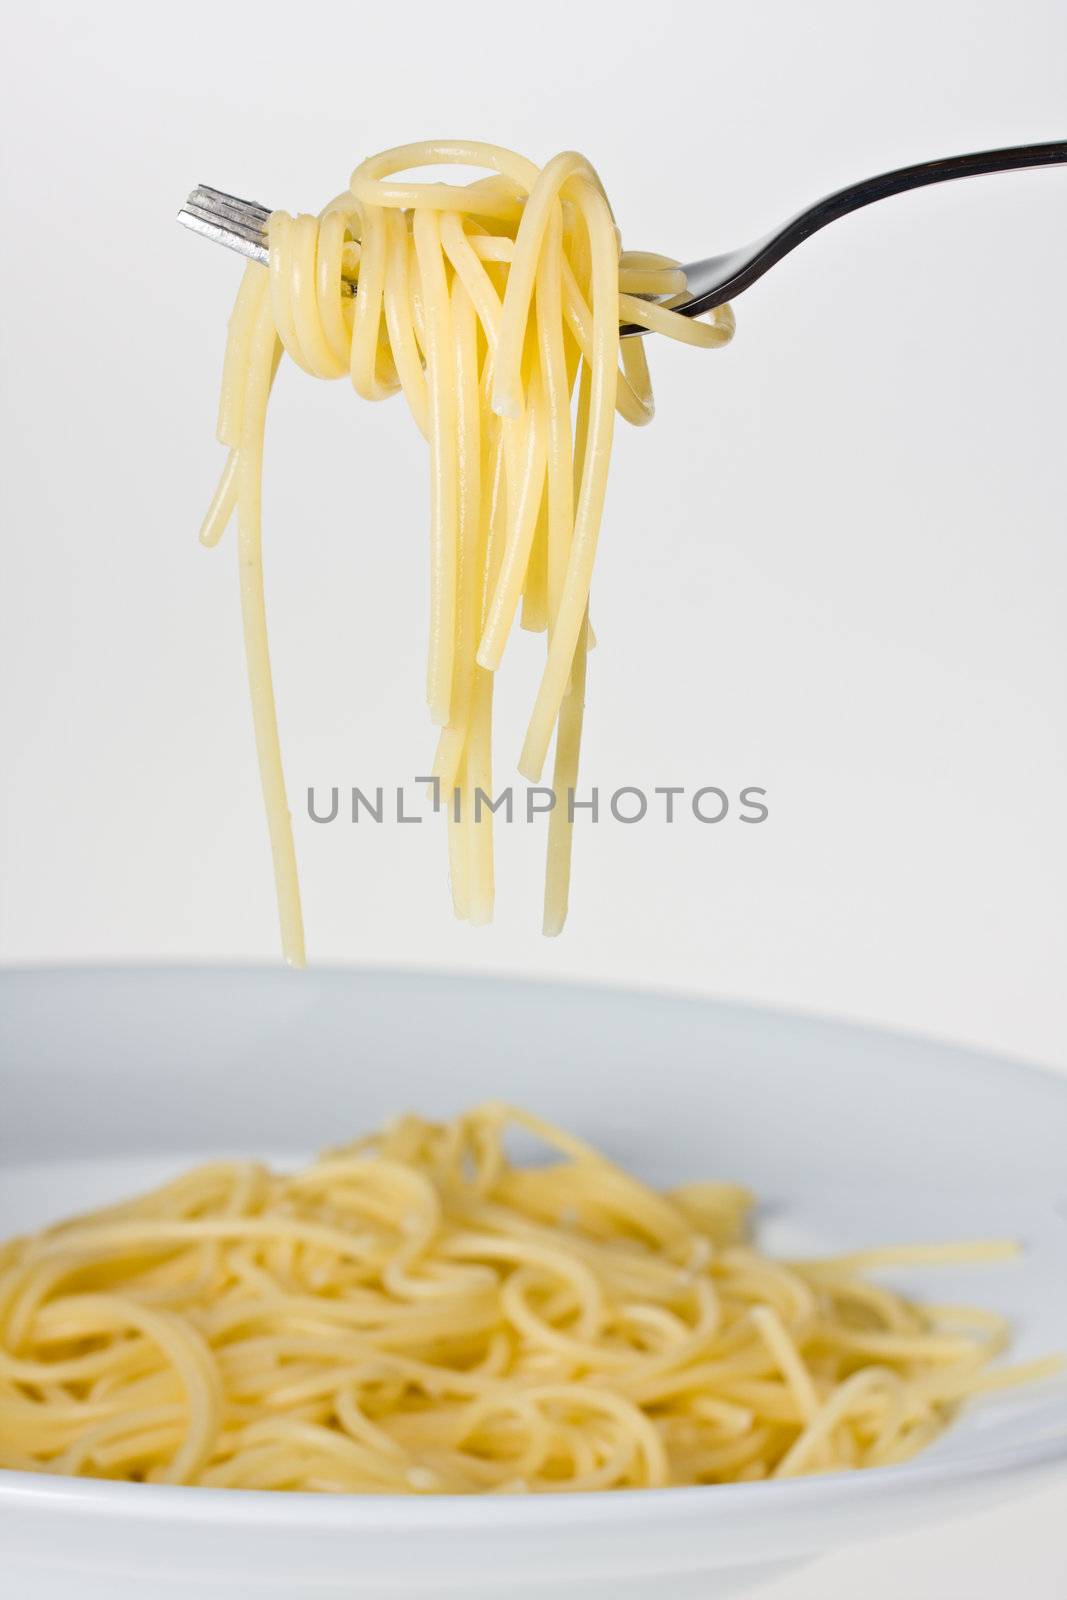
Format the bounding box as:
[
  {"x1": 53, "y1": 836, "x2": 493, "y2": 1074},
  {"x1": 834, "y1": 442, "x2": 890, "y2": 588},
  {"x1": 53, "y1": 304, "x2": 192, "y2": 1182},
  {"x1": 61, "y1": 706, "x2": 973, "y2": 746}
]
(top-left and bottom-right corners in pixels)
[
  {"x1": 0, "y1": 1105, "x2": 1052, "y2": 1491},
  {"x1": 198, "y1": 143, "x2": 737, "y2": 963}
]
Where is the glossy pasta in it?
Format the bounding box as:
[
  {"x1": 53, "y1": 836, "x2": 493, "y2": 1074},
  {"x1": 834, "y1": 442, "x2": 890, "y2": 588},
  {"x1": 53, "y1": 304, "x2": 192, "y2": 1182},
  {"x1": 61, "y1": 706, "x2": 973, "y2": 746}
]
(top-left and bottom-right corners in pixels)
[
  {"x1": 198, "y1": 143, "x2": 736, "y2": 964},
  {"x1": 0, "y1": 1106, "x2": 1053, "y2": 1492}
]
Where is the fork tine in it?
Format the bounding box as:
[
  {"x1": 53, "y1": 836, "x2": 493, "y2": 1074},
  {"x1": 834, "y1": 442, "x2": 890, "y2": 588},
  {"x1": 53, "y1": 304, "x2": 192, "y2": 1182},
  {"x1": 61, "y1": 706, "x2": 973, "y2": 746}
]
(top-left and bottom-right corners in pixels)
[
  {"x1": 177, "y1": 185, "x2": 271, "y2": 265},
  {"x1": 190, "y1": 185, "x2": 271, "y2": 225},
  {"x1": 181, "y1": 205, "x2": 268, "y2": 245},
  {"x1": 194, "y1": 183, "x2": 270, "y2": 207},
  {"x1": 176, "y1": 182, "x2": 363, "y2": 294}
]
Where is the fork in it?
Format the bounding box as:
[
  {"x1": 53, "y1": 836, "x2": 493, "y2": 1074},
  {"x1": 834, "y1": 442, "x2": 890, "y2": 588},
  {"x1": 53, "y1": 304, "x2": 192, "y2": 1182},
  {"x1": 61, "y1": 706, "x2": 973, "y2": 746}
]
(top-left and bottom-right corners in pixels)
[{"x1": 178, "y1": 141, "x2": 1067, "y2": 337}]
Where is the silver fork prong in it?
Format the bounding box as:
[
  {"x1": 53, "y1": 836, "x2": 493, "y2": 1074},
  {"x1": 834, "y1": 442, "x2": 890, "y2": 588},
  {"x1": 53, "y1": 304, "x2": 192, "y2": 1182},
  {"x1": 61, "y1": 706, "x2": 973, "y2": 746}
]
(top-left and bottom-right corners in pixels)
[
  {"x1": 194, "y1": 183, "x2": 270, "y2": 209},
  {"x1": 177, "y1": 185, "x2": 271, "y2": 265},
  {"x1": 181, "y1": 205, "x2": 268, "y2": 249},
  {"x1": 190, "y1": 185, "x2": 272, "y2": 229}
]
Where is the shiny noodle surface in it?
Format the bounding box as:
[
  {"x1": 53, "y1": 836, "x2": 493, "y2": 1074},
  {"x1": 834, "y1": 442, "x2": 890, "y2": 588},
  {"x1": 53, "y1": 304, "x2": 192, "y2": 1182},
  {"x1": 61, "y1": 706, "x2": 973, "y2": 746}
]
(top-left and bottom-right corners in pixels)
[{"x1": 1, "y1": 1106, "x2": 1055, "y2": 1491}]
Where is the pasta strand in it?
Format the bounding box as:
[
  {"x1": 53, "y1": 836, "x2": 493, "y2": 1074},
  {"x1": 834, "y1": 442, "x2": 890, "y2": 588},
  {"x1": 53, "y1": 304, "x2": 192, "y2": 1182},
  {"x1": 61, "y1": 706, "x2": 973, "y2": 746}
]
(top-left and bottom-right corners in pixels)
[{"x1": 200, "y1": 143, "x2": 735, "y2": 961}]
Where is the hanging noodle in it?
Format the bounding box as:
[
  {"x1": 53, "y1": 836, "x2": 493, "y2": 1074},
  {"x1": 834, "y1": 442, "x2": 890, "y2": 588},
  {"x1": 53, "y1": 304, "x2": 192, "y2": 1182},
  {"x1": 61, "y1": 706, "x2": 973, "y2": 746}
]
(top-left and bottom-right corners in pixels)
[
  {"x1": 0, "y1": 1105, "x2": 1055, "y2": 1490},
  {"x1": 198, "y1": 143, "x2": 736, "y2": 964}
]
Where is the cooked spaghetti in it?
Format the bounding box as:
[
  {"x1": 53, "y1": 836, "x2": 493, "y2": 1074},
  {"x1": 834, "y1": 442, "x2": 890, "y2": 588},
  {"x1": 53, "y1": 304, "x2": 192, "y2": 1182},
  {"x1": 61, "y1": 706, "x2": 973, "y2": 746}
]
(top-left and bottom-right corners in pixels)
[
  {"x1": 198, "y1": 143, "x2": 736, "y2": 963},
  {"x1": 0, "y1": 1105, "x2": 1053, "y2": 1491}
]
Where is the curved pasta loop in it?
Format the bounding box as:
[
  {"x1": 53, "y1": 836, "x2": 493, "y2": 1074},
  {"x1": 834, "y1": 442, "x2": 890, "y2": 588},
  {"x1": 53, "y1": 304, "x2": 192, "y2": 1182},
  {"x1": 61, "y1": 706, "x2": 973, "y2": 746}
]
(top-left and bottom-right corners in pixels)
[{"x1": 200, "y1": 144, "x2": 738, "y2": 962}]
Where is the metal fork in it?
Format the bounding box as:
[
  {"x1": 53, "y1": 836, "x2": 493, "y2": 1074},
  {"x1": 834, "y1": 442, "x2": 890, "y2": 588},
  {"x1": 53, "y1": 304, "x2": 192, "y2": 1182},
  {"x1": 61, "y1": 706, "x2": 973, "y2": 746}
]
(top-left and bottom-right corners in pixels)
[
  {"x1": 179, "y1": 141, "x2": 1067, "y2": 337},
  {"x1": 179, "y1": 184, "x2": 273, "y2": 264}
]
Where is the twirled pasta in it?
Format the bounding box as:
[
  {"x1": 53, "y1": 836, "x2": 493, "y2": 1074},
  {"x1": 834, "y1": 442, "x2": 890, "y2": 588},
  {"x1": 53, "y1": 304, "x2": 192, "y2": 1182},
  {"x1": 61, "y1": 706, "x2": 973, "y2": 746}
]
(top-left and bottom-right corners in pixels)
[
  {"x1": 198, "y1": 143, "x2": 736, "y2": 963},
  {"x1": 0, "y1": 1106, "x2": 1053, "y2": 1491}
]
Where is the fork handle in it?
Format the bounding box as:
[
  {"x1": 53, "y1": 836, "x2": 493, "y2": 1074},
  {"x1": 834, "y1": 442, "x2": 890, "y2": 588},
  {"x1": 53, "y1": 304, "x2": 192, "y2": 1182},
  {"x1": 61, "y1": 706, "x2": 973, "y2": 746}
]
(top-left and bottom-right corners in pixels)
[
  {"x1": 679, "y1": 139, "x2": 1067, "y2": 319},
  {"x1": 788, "y1": 139, "x2": 1067, "y2": 240}
]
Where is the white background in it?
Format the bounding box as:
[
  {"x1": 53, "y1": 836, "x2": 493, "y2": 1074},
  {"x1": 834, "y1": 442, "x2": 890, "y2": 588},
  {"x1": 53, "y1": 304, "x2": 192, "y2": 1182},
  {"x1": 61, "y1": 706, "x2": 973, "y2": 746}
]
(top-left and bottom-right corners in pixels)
[{"x1": 0, "y1": 1, "x2": 1065, "y2": 1592}]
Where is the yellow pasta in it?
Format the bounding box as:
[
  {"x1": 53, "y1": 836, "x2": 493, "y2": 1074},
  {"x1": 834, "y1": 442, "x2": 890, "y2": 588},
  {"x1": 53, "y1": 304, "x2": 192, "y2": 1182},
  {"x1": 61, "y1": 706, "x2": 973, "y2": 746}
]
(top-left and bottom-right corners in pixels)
[
  {"x1": 1, "y1": 1105, "x2": 1055, "y2": 1491},
  {"x1": 198, "y1": 142, "x2": 736, "y2": 964}
]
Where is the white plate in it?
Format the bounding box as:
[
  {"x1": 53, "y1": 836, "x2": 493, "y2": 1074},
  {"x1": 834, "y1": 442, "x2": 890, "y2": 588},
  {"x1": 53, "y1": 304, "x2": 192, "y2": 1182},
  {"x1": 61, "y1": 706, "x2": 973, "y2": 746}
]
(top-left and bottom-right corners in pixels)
[{"x1": 1, "y1": 965, "x2": 1065, "y2": 1600}]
